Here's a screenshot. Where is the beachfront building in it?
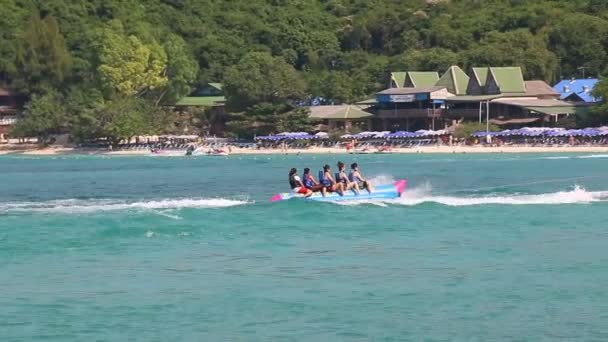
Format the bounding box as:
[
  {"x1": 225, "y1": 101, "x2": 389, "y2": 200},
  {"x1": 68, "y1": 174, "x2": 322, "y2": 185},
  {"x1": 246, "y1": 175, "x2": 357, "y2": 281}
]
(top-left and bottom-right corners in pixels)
[
  {"x1": 373, "y1": 66, "x2": 590, "y2": 130},
  {"x1": 308, "y1": 105, "x2": 374, "y2": 132},
  {"x1": 444, "y1": 67, "x2": 580, "y2": 127},
  {"x1": 0, "y1": 87, "x2": 24, "y2": 140},
  {"x1": 173, "y1": 82, "x2": 226, "y2": 135},
  {"x1": 369, "y1": 66, "x2": 467, "y2": 131},
  {"x1": 553, "y1": 78, "x2": 601, "y2": 103}
]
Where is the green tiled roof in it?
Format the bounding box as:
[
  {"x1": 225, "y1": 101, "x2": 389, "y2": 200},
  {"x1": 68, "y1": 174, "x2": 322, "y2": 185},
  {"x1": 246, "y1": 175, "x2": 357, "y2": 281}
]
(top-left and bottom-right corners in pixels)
[
  {"x1": 406, "y1": 72, "x2": 440, "y2": 88},
  {"x1": 436, "y1": 66, "x2": 470, "y2": 95},
  {"x1": 390, "y1": 72, "x2": 407, "y2": 88},
  {"x1": 175, "y1": 96, "x2": 226, "y2": 106},
  {"x1": 489, "y1": 67, "x2": 525, "y2": 93},
  {"x1": 472, "y1": 67, "x2": 489, "y2": 87}
]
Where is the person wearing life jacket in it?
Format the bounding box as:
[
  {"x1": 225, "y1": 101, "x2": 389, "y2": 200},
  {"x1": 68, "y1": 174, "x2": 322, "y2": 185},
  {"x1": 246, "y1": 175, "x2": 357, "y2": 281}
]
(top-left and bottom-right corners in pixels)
[
  {"x1": 302, "y1": 167, "x2": 325, "y2": 194},
  {"x1": 289, "y1": 168, "x2": 312, "y2": 197},
  {"x1": 349, "y1": 162, "x2": 373, "y2": 193},
  {"x1": 320, "y1": 164, "x2": 344, "y2": 196},
  {"x1": 336, "y1": 161, "x2": 360, "y2": 195}
]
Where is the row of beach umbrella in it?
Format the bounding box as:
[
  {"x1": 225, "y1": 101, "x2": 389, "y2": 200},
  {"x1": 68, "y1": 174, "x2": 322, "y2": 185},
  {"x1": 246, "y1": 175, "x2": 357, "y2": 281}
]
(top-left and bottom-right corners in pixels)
[
  {"x1": 255, "y1": 132, "x2": 329, "y2": 141},
  {"x1": 472, "y1": 127, "x2": 608, "y2": 138},
  {"x1": 257, "y1": 129, "x2": 452, "y2": 141},
  {"x1": 342, "y1": 130, "x2": 449, "y2": 139}
]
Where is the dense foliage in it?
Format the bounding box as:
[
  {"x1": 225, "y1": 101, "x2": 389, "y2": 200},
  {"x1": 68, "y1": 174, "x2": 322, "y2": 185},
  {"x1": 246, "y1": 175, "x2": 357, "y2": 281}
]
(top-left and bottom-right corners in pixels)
[{"x1": 2, "y1": 0, "x2": 608, "y2": 140}]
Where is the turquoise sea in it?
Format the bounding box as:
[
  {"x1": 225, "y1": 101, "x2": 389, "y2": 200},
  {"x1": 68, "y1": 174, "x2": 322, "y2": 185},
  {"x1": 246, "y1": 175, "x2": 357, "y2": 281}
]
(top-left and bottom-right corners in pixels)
[{"x1": 2, "y1": 153, "x2": 608, "y2": 341}]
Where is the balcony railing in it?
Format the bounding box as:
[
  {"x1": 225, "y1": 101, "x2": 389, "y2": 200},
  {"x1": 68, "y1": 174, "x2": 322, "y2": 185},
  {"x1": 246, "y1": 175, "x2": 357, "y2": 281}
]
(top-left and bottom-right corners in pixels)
[
  {"x1": 0, "y1": 116, "x2": 18, "y2": 125},
  {"x1": 445, "y1": 108, "x2": 483, "y2": 118},
  {"x1": 377, "y1": 108, "x2": 444, "y2": 118}
]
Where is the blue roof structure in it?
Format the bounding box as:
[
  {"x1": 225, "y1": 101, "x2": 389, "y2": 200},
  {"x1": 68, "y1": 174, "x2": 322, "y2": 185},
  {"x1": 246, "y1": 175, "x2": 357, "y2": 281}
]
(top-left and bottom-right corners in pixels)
[{"x1": 552, "y1": 79, "x2": 600, "y2": 103}]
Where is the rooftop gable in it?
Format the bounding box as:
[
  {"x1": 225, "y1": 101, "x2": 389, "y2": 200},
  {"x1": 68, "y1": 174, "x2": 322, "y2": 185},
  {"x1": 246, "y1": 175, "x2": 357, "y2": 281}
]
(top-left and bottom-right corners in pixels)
[
  {"x1": 472, "y1": 67, "x2": 489, "y2": 87},
  {"x1": 466, "y1": 67, "x2": 489, "y2": 95},
  {"x1": 552, "y1": 78, "x2": 599, "y2": 102},
  {"x1": 190, "y1": 82, "x2": 224, "y2": 97},
  {"x1": 405, "y1": 72, "x2": 440, "y2": 88},
  {"x1": 436, "y1": 66, "x2": 469, "y2": 95},
  {"x1": 390, "y1": 72, "x2": 407, "y2": 88},
  {"x1": 487, "y1": 67, "x2": 526, "y2": 94}
]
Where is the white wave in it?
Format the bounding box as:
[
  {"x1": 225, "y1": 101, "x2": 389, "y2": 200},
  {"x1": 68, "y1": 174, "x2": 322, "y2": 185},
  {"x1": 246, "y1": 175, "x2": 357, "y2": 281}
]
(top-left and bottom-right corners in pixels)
[
  {"x1": 577, "y1": 154, "x2": 608, "y2": 159},
  {"x1": 368, "y1": 174, "x2": 396, "y2": 185},
  {"x1": 393, "y1": 185, "x2": 608, "y2": 207},
  {"x1": 0, "y1": 197, "x2": 250, "y2": 214},
  {"x1": 541, "y1": 156, "x2": 571, "y2": 160}
]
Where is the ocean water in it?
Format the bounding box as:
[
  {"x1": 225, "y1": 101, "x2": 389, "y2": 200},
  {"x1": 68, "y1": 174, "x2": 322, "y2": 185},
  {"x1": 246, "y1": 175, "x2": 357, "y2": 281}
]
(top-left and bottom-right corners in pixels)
[{"x1": 1, "y1": 153, "x2": 608, "y2": 341}]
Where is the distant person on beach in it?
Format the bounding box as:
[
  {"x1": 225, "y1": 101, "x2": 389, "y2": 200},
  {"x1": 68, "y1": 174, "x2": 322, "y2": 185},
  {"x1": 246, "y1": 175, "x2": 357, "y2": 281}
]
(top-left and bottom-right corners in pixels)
[
  {"x1": 349, "y1": 163, "x2": 373, "y2": 193},
  {"x1": 302, "y1": 168, "x2": 325, "y2": 193},
  {"x1": 289, "y1": 168, "x2": 312, "y2": 197},
  {"x1": 336, "y1": 161, "x2": 360, "y2": 194},
  {"x1": 320, "y1": 164, "x2": 344, "y2": 196}
]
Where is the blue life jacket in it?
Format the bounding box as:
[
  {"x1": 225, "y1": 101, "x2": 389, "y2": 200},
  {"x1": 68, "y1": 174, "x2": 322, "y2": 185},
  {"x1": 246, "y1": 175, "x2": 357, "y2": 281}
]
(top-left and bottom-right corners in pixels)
[
  {"x1": 319, "y1": 170, "x2": 331, "y2": 187},
  {"x1": 349, "y1": 171, "x2": 361, "y2": 183},
  {"x1": 335, "y1": 172, "x2": 347, "y2": 184},
  {"x1": 303, "y1": 174, "x2": 314, "y2": 188}
]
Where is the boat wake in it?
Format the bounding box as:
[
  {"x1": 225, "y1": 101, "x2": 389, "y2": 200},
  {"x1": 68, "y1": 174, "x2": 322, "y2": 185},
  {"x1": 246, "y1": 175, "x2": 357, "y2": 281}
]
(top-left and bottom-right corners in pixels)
[
  {"x1": 0, "y1": 197, "x2": 250, "y2": 214},
  {"x1": 337, "y1": 184, "x2": 608, "y2": 207}
]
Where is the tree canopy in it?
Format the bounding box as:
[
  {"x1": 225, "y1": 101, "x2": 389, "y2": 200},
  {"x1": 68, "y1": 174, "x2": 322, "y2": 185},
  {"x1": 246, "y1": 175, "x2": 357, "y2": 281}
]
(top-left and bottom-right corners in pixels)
[{"x1": 2, "y1": 0, "x2": 608, "y2": 139}]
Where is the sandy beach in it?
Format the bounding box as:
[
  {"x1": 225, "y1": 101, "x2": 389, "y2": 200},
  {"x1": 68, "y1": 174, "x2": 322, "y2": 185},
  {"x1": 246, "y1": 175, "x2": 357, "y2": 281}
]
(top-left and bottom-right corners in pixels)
[{"x1": 3, "y1": 144, "x2": 608, "y2": 156}]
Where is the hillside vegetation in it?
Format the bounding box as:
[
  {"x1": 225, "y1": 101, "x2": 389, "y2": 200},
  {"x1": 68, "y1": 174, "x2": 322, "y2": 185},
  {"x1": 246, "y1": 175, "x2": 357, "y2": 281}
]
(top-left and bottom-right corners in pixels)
[{"x1": 2, "y1": 0, "x2": 608, "y2": 140}]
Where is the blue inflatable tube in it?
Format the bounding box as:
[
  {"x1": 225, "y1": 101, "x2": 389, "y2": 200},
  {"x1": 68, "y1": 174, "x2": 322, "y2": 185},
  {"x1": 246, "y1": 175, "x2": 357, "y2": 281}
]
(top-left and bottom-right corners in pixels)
[{"x1": 270, "y1": 180, "x2": 406, "y2": 202}]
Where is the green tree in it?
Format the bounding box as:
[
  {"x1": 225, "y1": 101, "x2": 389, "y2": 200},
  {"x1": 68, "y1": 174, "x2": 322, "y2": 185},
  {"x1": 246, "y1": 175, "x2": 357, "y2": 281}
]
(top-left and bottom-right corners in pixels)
[
  {"x1": 96, "y1": 96, "x2": 154, "y2": 144},
  {"x1": 96, "y1": 22, "x2": 168, "y2": 97},
  {"x1": 453, "y1": 122, "x2": 500, "y2": 140},
  {"x1": 223, "y1": 52, "x2": 306, "y2": 112},
  {"x1": 156, "y1": 34, "x2": 199, "y2": 105},
  {"x1": 588, "y1": 79, "x2": 608, "y2": 126},
  {"x1": 276, "y1": 107, "x2": 314, "y2": 133},
  {"x1": 550, "y1": 14, "x2": 608, "y2": 78},
  {"x1": 464, "y1": 30, "x2": 557, "y2": 81},
  {"x1": 12, "y1": 91, "x2": 66, "y2": 144},
  {"x1": 15, "y1": 15, "x2": 71, "y2": 93}
]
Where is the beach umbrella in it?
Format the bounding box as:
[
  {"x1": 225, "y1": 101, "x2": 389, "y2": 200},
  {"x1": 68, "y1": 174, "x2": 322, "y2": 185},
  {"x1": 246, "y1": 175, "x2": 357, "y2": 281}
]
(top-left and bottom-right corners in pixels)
[
  {"x1": 387, "y1": 131, "x2": 415, "y2": 139},
  {"x1": 255, "y1": 135, "x2": 283, "y2": 141}
]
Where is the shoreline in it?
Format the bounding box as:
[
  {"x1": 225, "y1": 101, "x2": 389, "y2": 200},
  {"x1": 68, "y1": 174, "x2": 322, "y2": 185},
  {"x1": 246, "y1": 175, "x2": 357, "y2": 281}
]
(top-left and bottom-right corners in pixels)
[{"x1": 3, "y1": 145, "x2": 608, "y2": 156}]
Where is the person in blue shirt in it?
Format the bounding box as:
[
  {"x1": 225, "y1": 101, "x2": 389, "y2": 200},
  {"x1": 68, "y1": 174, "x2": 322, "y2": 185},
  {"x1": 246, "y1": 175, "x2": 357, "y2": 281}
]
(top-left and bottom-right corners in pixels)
[
  {"x1": 320, "y1": 164, "x2": 344, "y2": 196},
  {"x1": 302, "y1": 168, "x2": 325, "y2": 194}
]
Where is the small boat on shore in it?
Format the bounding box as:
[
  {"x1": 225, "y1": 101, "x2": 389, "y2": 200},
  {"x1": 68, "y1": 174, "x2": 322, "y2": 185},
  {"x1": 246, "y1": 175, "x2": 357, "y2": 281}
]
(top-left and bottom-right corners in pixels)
[{"x1": 270, "y1": 179, "x2": 406, "y2": 202}]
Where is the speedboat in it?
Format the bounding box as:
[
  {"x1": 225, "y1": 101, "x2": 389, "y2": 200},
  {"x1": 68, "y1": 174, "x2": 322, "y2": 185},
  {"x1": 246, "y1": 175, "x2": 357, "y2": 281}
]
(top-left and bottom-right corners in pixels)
[{"x1": 270, "y1": 179, "x2": 406, "y2": 202}]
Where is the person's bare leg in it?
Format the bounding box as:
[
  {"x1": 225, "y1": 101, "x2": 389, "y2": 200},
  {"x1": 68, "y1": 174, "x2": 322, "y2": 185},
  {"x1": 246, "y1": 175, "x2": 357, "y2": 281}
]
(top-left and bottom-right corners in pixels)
[{"x1": 352, "y1": 182, "x2": 360, "y2": 195}]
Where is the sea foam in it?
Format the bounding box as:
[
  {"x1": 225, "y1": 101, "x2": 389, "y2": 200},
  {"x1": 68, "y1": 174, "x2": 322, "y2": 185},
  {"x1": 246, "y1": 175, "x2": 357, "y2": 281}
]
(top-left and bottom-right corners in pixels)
[
  {"x1": 331, "y1": 184, "x2": 608, "y2": 207},
  {"x1": 0, "y1": 197, "x2": 250, "y2": 214},
  {"x1": 393, "y1": 185, "x2": 608, "y2": 206}
]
